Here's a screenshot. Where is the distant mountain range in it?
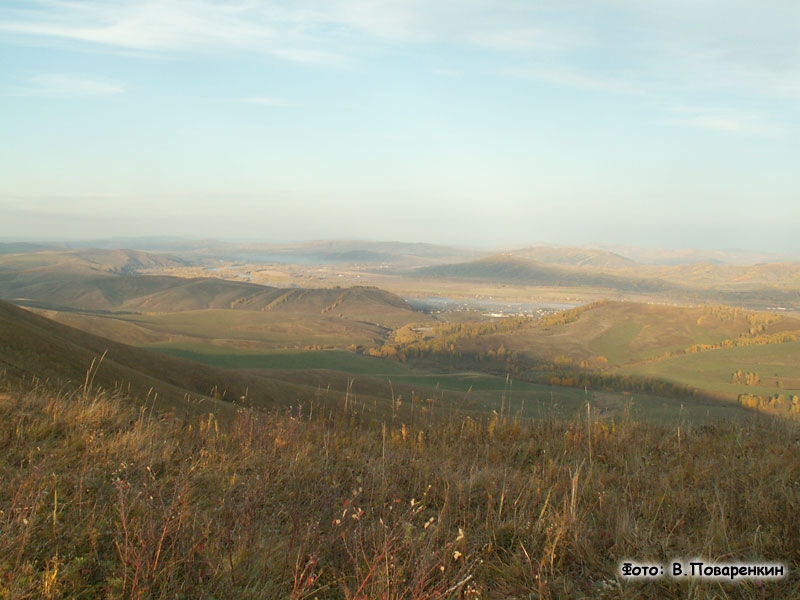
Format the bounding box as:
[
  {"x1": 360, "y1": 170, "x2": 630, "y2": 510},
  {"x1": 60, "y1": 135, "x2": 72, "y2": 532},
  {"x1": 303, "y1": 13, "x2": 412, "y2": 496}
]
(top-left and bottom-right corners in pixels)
[
  {"x1": 1, "y1": 242, "x2": 798, "y2": 311},
  {"x1": 3, "y1": 237, "x2": 797, "y2": 267}
]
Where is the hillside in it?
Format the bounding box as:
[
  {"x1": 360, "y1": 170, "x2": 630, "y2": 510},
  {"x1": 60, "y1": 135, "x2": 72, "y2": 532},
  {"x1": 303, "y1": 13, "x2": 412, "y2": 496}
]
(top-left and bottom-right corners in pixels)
[
  {"x1": 616, "y1": 261, "x2": 800, "y2": 291},
  {"x1": 0, "y1": 299, "x2": 454, "y2": 420},
  {"x1": 414, "y1": 255, "x2": 674, "y2": 293},
  {"x1": 386, "y1": 300, "x2": 800, "y2": 408},
  {"x1": 509, "y1": 246, "x2": 637, "y2": 269},
  {"x1": 501, "y1": 301, "x2": 800, "y2": 366},
  {"x1": 409, "y1": 254, "x2": 800, "y2": 309},
  {"x1": 0, "y1": 247, "x2": 189, "y2": 275},
  {"x1": 593, "y1": 244, "x2": 795, "y2": 266},
  {"x1": 0, "y1": 299, "x2": 355, "y2": 414},
  {"x1": 243, "y1": 240, "x2": 479, "y2": 265},
  {"x1": 1, "y1": 366, "x2": 797, "y2": 598},
  {"x1": 3, "y1": 298, "x2": 679, "y2": 426},
  {"x1": 129, "y1": 282, "x2": 416, "y2": 323},
  {"x1": 0, "y1": 262, "x2": 422, "y2": 327}
]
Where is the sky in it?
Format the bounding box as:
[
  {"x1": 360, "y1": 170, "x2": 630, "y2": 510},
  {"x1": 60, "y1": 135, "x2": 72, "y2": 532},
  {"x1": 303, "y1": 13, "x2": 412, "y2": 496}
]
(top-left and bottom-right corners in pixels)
[{"x1": 1, "y1": 0, "x2": 798, "y2": 251}]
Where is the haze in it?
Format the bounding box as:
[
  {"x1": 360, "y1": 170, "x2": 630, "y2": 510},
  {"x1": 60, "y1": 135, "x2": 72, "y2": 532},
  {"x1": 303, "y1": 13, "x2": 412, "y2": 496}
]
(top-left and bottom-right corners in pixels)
[{"x1": 1, "y1": 1, "x2": 798, "y2": 251}]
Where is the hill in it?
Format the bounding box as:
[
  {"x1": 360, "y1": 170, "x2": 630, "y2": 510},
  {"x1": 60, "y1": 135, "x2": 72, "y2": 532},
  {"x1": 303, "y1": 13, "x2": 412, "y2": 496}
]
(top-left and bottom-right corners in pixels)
[
  {"x1": 0, "y1": 247, "x2": 189, "y2": 275},
  {"x1": 592, "y1": 243, "x2": 795, "y2": 266},
  {"x1": 61, "y1": 238, "x2": 482, "y2": 267},
  {"x1": 248, "y1": 240, "x2": 478, "y2": 265},
  {"x1": 500, "y1": 301, "x2": 800, "y2": 365},
  {"x1": 413, "y1": 255, "x2": 674, "y2": 293},
  {"x1": 2, "y1": 298, "x2": 661, "y2": 425},
  {"x1": 0, "y1": 261, "x2": 422, "y2": 327},
  {"x1": 410, "y1": 254, "x2": 800, "y2": 309},
  {"x1": 128, "y1": 281, "x2": 416, "y2": 323},
  {"x1": 615, "y1": 261, "x2": 800, "y2": 291},
  {"x1": 0, "y1": 299, "x2": 352, "y2": 414},
  {"x1": 386, "y1": 300, "x2": 800, "y2": 409},
  {"x1": 509, "y1": 246, "x2": 637, "y2": 269},
  {"x1": 1, "y1": 361, "x2": 797, "y2": 598}
]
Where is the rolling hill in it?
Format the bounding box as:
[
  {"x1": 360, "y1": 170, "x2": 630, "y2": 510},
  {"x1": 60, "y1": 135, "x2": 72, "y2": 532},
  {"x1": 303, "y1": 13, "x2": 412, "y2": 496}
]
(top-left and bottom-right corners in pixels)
[
  {"x1": 0, "y1": 298, "x2": 600, "y2": 423},
  {"x1": 1, "y1": 266, "x2": 427, "y2": 356},
  {"x1": 404, "y1": 300, "x2": 800, "y2": 406},
  {"x1": 0, "y1": 299, "x2": 358, "y2": 414},
  {"x1": 508, "y1": 246, "x2": 637, "y2": 269},
  {"x1": 413, "y1": 254, "x2": 674, "y2": 293},
  {"x1": 0, "y1": 247, "x2": 190, "y2": 275},
  {"x1": 0, "y1": 298, "x2": 462, "y2": 419},
  {"x1": 62, "y1": 238, "x2": 482, "y2": 267},
  {"x1": 410, "y1": 254, "x2": 800, "y2": 309},
  {"x1": 0, "y1": 257, "x2": 423, "y2": 328}
]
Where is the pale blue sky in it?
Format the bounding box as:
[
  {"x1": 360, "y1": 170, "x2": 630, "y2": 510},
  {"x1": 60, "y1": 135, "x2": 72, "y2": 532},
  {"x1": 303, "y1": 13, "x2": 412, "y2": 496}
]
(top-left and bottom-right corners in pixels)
[{"x1": 1, "y1": 1, "x2": 798, "y2": 250}]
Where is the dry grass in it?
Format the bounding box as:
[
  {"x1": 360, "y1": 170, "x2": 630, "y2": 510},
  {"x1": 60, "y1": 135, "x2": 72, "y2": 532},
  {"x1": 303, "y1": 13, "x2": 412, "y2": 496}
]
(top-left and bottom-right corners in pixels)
[{"x1": 0, "y1": 372, "x2": 798, "y2": 599}]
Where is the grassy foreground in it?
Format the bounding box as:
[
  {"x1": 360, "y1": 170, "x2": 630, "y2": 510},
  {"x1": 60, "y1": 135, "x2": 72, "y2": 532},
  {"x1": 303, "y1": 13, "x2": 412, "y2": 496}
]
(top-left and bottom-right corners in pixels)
[{"x1": 0, "y1": 376, "x2": 798, "y2": 599}]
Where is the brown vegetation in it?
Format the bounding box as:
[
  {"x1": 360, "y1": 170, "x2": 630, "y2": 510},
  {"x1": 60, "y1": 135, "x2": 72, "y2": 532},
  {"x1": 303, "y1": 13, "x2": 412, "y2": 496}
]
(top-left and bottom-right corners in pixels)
[{"x1": 1, "y1": 371, "x2": 797, "y2": 599}]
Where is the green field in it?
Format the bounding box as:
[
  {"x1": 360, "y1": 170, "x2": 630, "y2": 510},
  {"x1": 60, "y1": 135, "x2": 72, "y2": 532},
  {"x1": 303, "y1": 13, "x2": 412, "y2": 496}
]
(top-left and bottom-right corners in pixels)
[
  {"x1": 621, "y1": 340, "x2": 800, "y2": 400},
  {"x1": 147, "y1": 344, "x2": 415, "y2": 374},
  {"x1": 384, "y1": 373, "x2": 753, "y2": 423},
  {"x1": 588, "y1": 321, "x2": 644, "y2": 363},
  {"x1": 144, "y1": 341, "x2": 757, "y2": 424},
  {"x1": 115, "y1": 309, "x2": 386, "y2": 347}
]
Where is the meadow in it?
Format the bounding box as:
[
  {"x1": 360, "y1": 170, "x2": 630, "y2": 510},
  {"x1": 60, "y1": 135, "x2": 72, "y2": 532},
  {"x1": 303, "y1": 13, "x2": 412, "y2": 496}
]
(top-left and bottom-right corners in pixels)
[
  {"x1": 141, "y1": 339, "x2": 756, "y2": 425},
  {"x1": 0, "y1": 372, "x2": 796, "y2": 599},
  {"x1": 621, "y1": 340, "x2": 800, "y2": 400}
]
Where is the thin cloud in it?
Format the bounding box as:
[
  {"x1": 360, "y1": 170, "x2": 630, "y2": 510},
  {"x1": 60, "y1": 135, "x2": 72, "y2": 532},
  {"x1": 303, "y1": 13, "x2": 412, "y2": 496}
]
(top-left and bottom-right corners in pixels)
[
  {"x1": 503, "y1": 66, "x2": 644, "y2": 95},
  {"x1": 0, "y1": 1, "x2": 588, "y2": 62},
  {"x1": 0, "y1": 1, "x2": 350, "y2": 65},
  {"x1": 607, "y1": 0, "x2": 800, "y2": 101},
  {"x1": 1, "y1": 0, "x2": 797, "y2": 105},
  {"x1": 15, "y1": 74, "x2": 125, "y2": 97},
  {"x1": 468, "y1": 26, "x2": 586, "y2": 53},
  {"x1": 666, "y1": 107, "x2": 786, "y2": 136}
]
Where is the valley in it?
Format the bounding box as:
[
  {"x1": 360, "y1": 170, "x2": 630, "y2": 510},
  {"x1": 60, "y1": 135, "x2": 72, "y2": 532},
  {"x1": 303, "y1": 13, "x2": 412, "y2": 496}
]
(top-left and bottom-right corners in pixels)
[
  {"x1": 2, "y1": 240, "x2": 798, "y2": 424},
  {"x1": 4, "y1": 6, "x2": 799, "y2": 595}
]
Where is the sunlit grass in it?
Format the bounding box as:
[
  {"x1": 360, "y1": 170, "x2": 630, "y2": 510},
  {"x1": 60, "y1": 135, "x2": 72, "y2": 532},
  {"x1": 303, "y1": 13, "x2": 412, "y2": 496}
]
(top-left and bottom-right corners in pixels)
[{"x1": 0, "y1": 372, "x2": 797, "y2": 599}]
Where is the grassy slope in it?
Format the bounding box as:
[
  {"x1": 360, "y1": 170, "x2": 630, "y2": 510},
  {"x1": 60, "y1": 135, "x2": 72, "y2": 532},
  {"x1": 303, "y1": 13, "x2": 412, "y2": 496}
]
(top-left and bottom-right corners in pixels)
[
  {"x1": 0, "y1": 299, "x2": 385, "y2": 415},
  {"x1": 0, "y1": 375, "x2": 796, "y2": 599},
  {"x1": 146, "y1": 345, "x2": 417, "y2": 373},
  {"x1": 474, "y1": 301, "x2": 798, "y2": 365},
  {"x1": 615, "y1": 261, "x2": 800, "y2": 290},
  {"x1": 35, "y1": 308, "x2": 402, "y2": 350},
  {"x1": 414, "y1": 255, "x2": 674, "y2": 292},
  {"x1": 114, "y1": 299, "x2": 781, "y2": 421},
  {"x1": 0, "y1": 248, "x2": 188, "y2": 275},
  {"x1": 509, "y1": 246, "x2": 638, "y2": 269},
  {"x1": 409, "y1": 255, "x2": 800, "y2": 310},
  {"x1": 397, "y1": 301, "x2": 800, "y2": 411},
  {"x1": 14, "y1": 275, "x2": 428, "y2": 352},
  {"x1": 0, "y1": 252, "x2": 424, "y2": 329},
  {"x1": 508, "y1": 302, "x2": 800, "y2": 402},
  {"x1": 144, "y1": 336, "x2": 756, "y2": 424},
  {"x1": 0, "y1": 299, "x2": 626, "y2": 423},
  {"x1": 620, "y1": 340, "x2": 800, "y2": 399}
]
